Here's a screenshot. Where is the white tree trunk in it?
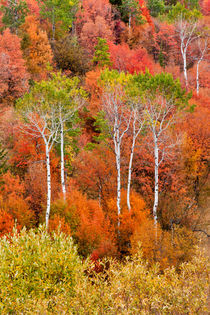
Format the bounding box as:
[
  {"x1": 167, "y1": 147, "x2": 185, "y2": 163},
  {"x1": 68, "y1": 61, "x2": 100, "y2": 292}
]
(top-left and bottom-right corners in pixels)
[
  {"x1": 45, "y1": 145, "x2": 51, "y2": 229},
  {"x1": 196, "y1": 60, "x2": 200, "y2": 95},
  {"x1": 116, "y1": 139, "x2": 121, "y2": 228},
  {"x1": 153, "y1": 137, "x2": 159, "y2": 227},
  {"x1": 182, "y1": 49, "x2": 188, "y2": 88},
  {"x1": 127, "y1": 132, "x2": 135, "y2": 211},
  {"x1": 60, "y1": 119, "x2": 66, "y2": 200},
  {"x1": 128, "y1": 12, "x2": 131, "y2": 37},
  {"x1": 196, "y1": 39, "x2": 207, "y2": 96}
]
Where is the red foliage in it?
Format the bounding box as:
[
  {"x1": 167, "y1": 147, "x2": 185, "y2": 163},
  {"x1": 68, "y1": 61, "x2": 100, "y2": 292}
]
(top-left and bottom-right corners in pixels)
[
  {"x1": 138, "y1": 0, "x2": 153, "y2": 26},
  {"x1": 0, "y1": 29, "x2": 29, "y2": 105},
  {"x1": 200, "y1": 0, "x2": 210, "y2": 15},
  {"x1": 108, "y1": 41, "x2": 154, "y2": 74},
  {"x1": 0, "y1": 172, "x2": 34, "y2": 228},
  {"x1": 106, "y1": 190, "x2": 150, "y2": 252},
  {"x1": 9, "y1": 127, "x2": 45, "y2": 172},
  {"x1": 73, "y1": 145, "x2": 116, "y2": 206},
  {"x1": 153, "y1": 21, "x2": 179, "y2": 66},
  {"x1": 0, "y1": 210, "x2": 15, "y2": 237},
  {"x1": 26, "y1": 0, "x2": 40, "y2": 17},
  {"x1": 51, "y1": 189, "x2": 116, "y2": 256},
  {"x1": 75, "y1": 0, "x2": 114, "y2": 54}
]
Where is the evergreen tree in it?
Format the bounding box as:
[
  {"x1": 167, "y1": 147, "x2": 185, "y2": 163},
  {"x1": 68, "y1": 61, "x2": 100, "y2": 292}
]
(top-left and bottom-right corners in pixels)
[{"x1": 92, "y1": 38, "x2": 112, "y2": 68}]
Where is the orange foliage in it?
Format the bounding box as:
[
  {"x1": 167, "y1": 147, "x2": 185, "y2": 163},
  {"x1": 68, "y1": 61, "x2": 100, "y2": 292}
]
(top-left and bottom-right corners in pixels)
[
  {"x1": 0, "y1": 210, "x2": 15, "y2": 237},
  {"x1": 188, "y1": 61, "x2": 210, "y2": 90},
  {"x1": 51, "y1": 188, "x2": 116, "y2": 257},
  {"x1": 24, "y1": 151, "x2": 60, "y2": 222},
  {"x1": 21, "y1": 15, "x2": 53, "y2": 81},
  {"x1": 0, "y1": 172, "x2": 34, "y2": 228},
  {"x1": 85, "y1": 68, "x2": 103, "y2": 114},
  {"x1": 26, "y1": 0, "x2": 40, "y2": 17},
  {"x1": 200, "y1": 0, "x2": 210, "y2": 15},
  {"x1": 73, "y1": 145, "x2": 116, "y2": 206},
  {"x1": 138, "y1": 0, "x2": 153, "y2": 26},
  {"x1": 0, "y1": 29, "x2": 29, "y2": 105},
  {"x1": 106, "y1": 190, "x2": 150, "y2": 252},
  {"x1": 8, "y1": 125, "x2": 60, "y2": 222},
  {"x1": 49, "y1": 214, "x2": 71, "y2": 235},
  {"x1": 9, "y1": 127, "x2": 45, "y2": 173},
  {"x1": 131, "y1": 223, "x2": 197, "y2": 269}
]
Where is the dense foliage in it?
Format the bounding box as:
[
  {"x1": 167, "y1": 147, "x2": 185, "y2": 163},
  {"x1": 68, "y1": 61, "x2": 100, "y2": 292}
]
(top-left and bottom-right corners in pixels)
[
  {"x1": 0, "y1": 227, "x2": 208, "y2": 314},
  {"x1": 0, "y1": 0, "x2": 209, "y2": 310}
]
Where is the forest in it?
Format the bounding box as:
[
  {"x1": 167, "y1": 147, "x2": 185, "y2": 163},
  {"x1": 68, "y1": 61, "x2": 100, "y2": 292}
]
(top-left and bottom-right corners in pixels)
[{"x1": 0, "y1": 0, "x2": 209, "y2": 313}]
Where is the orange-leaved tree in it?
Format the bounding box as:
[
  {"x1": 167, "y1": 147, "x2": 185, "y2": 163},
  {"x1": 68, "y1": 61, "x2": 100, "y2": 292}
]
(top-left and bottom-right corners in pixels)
[
  {"x1": 21, "y1": 15, "x2": 53, "y2": 81},
  {"x1": 0, "y1": 172, "x2": 34, "y2": 229},
  {"x1": 51, "y1": 188, "x2": 116, "y2": 257},
  {"x1": 0, "y1": 28, "x2": 29, "y2": 105}
]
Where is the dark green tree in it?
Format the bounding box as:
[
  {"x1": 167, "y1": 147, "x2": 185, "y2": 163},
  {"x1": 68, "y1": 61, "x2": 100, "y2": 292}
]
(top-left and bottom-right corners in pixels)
[
  {"x1": 92, "y1": 38, "x2": 112, "y2": 68},
  {"x1": 147, "y1": 0, "x2": 165, "y2": 17}
]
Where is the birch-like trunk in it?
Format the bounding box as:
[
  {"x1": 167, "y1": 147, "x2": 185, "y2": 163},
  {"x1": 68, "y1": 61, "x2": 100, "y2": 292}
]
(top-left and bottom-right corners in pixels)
[
  {"x1": 196, "y1": 60, "x2": 200, "y2": 95},
  {"x1": 45, "y1": 145, "x2": 51, "y2": 229},
  {"x1": 196, "y1": 39, "x2": 207, "y2": 95},
  {"x1": 128, "y1": 12, "x2": 131, "y2": 37},
  {"x1": 60, "y1": 118, "x2": 66, "y2": 200},
  {"x1": 182, "y1": 49, "x2": 188, "y2": 88},
  {"x1": 127, "y1": 130, "x2": 136, "y2": 211},
  {"x1": 153, "y1": 136, "x2": 158, "y2": 227},
  {"x1": 115, "y1": 132, "x2": 121, "y2": 228}
]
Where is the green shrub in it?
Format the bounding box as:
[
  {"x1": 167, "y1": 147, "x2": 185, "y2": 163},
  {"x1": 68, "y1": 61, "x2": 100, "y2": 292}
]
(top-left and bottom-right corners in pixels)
[{"x1": 0, "y1": 226, "x2": 83, "y2": 314}]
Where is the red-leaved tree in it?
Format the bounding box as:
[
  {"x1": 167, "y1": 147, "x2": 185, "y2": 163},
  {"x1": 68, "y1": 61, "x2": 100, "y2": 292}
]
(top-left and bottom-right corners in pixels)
[{"x1": 0, "y1": 29, "x2": 29, "y2": 105}]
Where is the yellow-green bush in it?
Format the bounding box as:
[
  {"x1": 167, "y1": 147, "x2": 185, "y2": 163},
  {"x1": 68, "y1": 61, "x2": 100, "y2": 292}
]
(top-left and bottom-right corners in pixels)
[
  {"x1": 0, "y1": 226, "x2": 83, "y2": 314},
  {"x1": 69, "y1": 249, "x2": 209, "y2": 314},
  {"x1": 0, "y1": 227, "x2": 208, "y2": 314}
]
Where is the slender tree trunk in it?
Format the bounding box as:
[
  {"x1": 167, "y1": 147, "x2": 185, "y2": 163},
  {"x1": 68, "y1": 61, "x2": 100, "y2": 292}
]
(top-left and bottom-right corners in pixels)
[
  {"x1": 127, "y1": 127, "x2": 136, "y2": 211},
  {"x1": 183, "y1": 50, "x2": 188, "y2": 88},
  {"x1": 196, "y1": 60, "x2": 200, "y2": 95},
  {"x1": 128, "y1": 12, "x2": 131, "y2": 37},
  {"x1": 60, "y1": 117, "x2": 66, "y2": 200},
  {"x1": 114, "y1": 125, "x2": 121, "y2": 228},
  {"x1": 153, "y1": 136, "x2": 159, "y2": 241},
  {"x1": 153, "y1": 136, "x2": 159, "y2": 227},
  {"x1": 116, "y1": 144, "x2": 121, "y2": 228},
  {"x1": 45, "y1": 145, "x2": 51, "y2": 229}
]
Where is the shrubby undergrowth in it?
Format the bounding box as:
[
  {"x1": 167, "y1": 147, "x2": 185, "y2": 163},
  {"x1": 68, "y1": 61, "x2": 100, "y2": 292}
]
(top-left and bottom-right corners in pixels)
[{"x1": 0, "y1": 226, "x2": 208, "y2": 314}]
